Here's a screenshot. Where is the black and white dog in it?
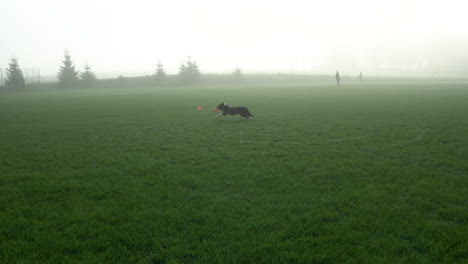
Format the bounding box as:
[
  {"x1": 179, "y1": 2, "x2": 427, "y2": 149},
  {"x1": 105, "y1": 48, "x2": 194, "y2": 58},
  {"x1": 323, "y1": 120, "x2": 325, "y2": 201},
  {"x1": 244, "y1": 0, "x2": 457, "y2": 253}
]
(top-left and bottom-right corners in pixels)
[{"x1": 214, "y1": 102, "x2": 254, "y2": 119}]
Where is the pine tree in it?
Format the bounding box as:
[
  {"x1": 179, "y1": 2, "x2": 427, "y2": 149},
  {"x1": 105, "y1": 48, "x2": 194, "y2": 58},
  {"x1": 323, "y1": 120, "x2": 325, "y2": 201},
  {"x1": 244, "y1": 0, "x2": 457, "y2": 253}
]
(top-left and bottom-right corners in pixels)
[
  {"x1": 155, "y1": 62, "x2": 166, "y2": 82},
  {"x1": 5, "y1": 58, "x2": 25, "y2": 89},
  {"x1": 57, "y1": 50, "x2": 79, "y2": 86},
  {"x1": 117, "y1": 75, "x2": 126, "y2": 85},
  {"x1": 80, "y1": 64, "x2": 96, "y2": 85},
  {"x1": 179, "y1": 57, "x2": 201, "y2": 83},
  {"x1": 233, "y1": 67, "x2": 242, "y2": 82}
]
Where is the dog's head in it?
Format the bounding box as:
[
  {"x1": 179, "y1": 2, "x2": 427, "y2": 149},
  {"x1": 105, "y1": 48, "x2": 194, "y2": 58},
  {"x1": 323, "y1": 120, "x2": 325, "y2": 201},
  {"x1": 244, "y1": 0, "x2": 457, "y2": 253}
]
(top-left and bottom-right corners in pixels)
[{"x1": 214, "y1": 102, "x2": 225, "y2": 112}]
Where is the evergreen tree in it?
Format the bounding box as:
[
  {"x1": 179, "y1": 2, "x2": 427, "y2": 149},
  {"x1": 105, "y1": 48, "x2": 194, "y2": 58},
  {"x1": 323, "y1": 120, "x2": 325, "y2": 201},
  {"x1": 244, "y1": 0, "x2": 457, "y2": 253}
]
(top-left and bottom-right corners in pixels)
[
  {"x1": 179, "y1": 57, "x2": 201, "y2": 83},
  {"x1": 155, "y1": 62, "x2": 166, "y2": 82},
  {"x1": 80, "y1": 64, "x2": 96, "y2": 85},
  {"x1": 233, "y1": 67, "x2": 242, "y2": 82},
  {"x1": 57, "y1": 50, "x2": 79, "y2": 86},
  {"x1": 117, "y1": 75, "x2": 126, "y2": 86},
  {"x1": 5, "y1": 58, "x2": 25, "y2": 89}
]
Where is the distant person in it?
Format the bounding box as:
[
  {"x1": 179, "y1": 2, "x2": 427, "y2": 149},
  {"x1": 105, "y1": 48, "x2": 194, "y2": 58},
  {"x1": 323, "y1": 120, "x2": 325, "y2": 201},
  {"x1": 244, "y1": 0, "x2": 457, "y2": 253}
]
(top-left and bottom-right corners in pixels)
[
  {"x1": 359, "y1": 72, "x2": 363, "y2": 82},
  {"x1": 335, "y1": 71, "x2": 341, "y2": 86}
]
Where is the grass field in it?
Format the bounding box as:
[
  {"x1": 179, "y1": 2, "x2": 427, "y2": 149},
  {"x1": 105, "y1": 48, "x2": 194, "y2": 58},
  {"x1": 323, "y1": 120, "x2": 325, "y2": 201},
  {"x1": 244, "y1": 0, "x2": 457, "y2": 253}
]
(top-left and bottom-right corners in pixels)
[{"x1": 1, "y1": 80, "x2": 467, "y2": 263}]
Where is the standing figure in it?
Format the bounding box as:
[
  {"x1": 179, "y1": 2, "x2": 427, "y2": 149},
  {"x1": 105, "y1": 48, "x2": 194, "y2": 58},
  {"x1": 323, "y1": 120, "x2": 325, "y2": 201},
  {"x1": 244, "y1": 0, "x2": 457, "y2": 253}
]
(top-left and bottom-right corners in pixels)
[
  {"x1": 335, "y1": 71, "x2": 341, "y2": 86},
  {"x1": 359, "y1": 72, "x2": 363, "y2": 82}
]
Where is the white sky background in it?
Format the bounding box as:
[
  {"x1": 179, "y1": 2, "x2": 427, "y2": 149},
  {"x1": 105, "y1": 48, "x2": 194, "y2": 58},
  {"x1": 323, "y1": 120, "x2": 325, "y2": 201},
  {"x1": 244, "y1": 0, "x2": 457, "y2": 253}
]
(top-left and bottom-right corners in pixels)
[{"x1": 1, "y1": 0, "x2": 467, "y2": 77}]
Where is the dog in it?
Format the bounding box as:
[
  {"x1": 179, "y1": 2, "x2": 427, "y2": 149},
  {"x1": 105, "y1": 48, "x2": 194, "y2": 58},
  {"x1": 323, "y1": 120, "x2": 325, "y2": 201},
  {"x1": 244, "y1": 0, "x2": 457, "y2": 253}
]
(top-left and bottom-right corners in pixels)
[{"x1": 214, "y1": 102, "x2": 254, "y2": 119}]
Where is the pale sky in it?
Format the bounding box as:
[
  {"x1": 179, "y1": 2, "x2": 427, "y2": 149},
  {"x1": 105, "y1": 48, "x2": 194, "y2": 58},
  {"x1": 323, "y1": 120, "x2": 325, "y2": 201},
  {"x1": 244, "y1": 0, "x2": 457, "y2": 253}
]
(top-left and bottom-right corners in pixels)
[{"x1": 1, "y1": 0, "x2": 467, "y2": 77}]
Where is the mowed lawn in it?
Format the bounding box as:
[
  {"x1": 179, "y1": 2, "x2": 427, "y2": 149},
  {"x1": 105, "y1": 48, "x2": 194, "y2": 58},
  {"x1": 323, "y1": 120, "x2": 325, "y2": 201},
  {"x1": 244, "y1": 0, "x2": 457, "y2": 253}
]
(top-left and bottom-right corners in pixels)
[{"x1": 0, "y1": 81, "x2": 467, "y2": 263}]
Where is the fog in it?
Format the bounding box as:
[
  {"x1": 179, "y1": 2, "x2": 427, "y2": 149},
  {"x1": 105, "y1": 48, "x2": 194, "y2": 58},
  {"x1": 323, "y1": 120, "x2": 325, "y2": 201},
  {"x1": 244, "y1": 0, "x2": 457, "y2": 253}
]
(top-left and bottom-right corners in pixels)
[{"x1": 1, "y1": 0, "x2": 467, "y2": 78}]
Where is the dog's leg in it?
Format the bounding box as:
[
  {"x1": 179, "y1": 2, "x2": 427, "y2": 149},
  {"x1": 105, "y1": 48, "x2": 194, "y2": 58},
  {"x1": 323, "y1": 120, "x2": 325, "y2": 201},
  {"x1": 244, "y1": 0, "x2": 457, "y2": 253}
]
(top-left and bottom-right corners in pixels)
[
  {"x1": 241, "y1": 113, "x2": 250, "y2": 118},
  {"x1": 245, "y1": 109, "x2": 253, "y2": 118}
]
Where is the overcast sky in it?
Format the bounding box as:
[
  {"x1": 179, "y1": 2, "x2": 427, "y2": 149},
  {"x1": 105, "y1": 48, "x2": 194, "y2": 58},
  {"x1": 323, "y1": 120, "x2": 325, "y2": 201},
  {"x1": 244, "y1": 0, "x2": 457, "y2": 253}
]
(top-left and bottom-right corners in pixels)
[{"x1": 1, "y1": 0, "x2": 467, "y2": 77}]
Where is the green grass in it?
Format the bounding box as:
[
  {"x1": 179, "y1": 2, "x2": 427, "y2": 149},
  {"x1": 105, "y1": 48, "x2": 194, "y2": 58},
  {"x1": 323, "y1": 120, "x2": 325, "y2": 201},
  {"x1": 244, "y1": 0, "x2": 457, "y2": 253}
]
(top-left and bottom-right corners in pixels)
[{"x1": 1, "y1": 81, "x2": 467, "y2": 263}]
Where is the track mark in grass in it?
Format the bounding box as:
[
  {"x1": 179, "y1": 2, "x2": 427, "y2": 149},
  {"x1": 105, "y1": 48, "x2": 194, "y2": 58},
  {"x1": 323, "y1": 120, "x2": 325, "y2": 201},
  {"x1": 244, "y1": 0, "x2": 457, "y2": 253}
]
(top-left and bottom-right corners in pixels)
[
  {"x1": 353, "y1": 127, "x2": 377, "y2": 141},
  {"x1": 121, "y1": 124, "x2": 160, "y2": 141},
  {"x1": 402, "y1": 129, "x2": 426, "y2": 146},
  {"x1": 383, "y1": 128, "x2": 427, "y2": 148},
  {"x1": 330, "y1": 127, "x2": 376, "y2": 144},
  {"x1": 358, "y1": 128, "x2": 428, "y2": 155}
]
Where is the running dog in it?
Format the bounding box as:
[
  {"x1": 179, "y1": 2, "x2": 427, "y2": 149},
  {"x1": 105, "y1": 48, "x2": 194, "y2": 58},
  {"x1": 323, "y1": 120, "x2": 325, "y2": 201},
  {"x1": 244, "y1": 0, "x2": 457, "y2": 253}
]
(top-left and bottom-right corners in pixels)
[{"x1": 214, "y1": 102, "x2": 254, "y2": 119}]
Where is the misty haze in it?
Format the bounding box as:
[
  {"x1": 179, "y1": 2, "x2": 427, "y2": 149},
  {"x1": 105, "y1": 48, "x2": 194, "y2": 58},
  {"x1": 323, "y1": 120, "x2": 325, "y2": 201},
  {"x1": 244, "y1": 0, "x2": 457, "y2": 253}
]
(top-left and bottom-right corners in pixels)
[{"x1": 1, "y1": 0, "x2": 467, "y2": 263}]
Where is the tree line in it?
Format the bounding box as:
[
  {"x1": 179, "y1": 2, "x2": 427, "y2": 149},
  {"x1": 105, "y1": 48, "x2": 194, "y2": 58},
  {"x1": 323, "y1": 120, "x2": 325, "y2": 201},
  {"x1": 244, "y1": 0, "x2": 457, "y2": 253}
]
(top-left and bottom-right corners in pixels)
[{"x1": 2, "y1": 51, "x2": 244, "y2": 89}]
